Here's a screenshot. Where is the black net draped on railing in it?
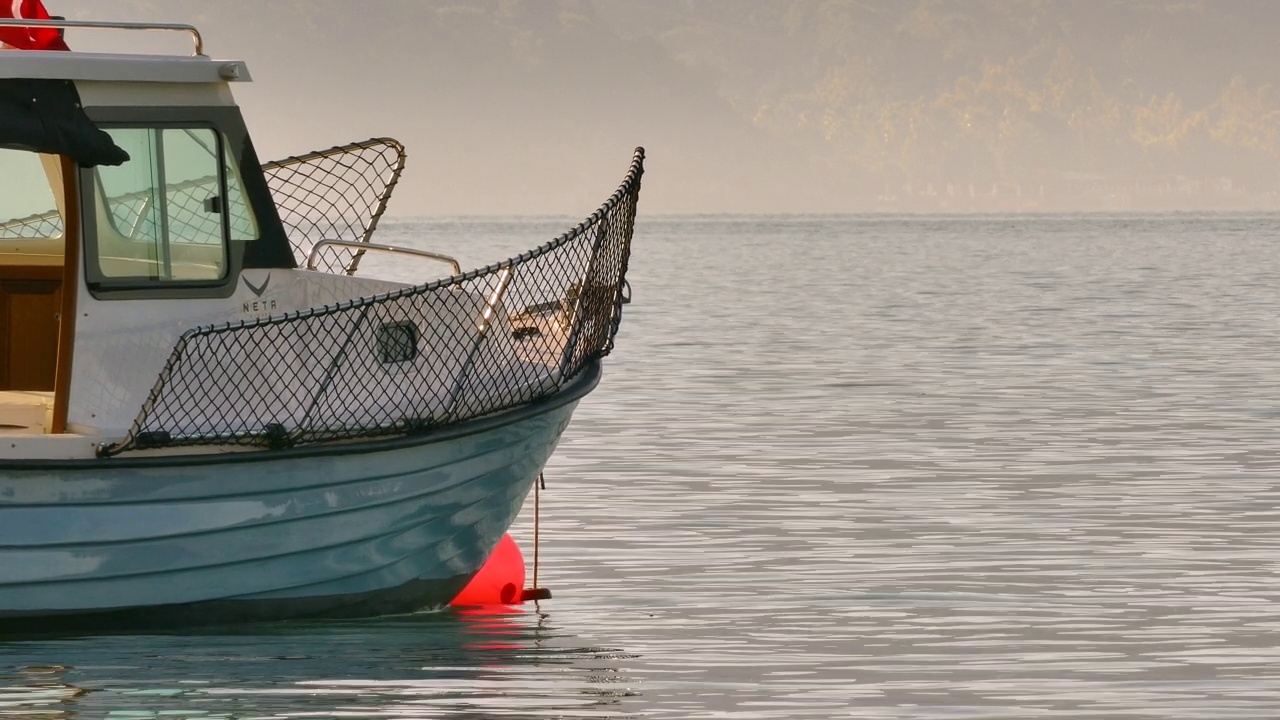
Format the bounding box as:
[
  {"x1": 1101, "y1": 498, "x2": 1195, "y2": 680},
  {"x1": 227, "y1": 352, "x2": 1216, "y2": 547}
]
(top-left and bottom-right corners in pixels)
[
  {"x1": 262, "y1": 137, "x2": 406, "y2": 274},
  {"x1": 98, "y1": 148, "x2": 645, "y2": 457}
]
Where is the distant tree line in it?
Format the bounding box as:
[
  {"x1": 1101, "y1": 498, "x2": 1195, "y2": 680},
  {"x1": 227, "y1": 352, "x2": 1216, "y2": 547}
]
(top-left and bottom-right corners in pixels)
[
  {"x1": 761, "y1": 48, "x2": 1280, "y2": 194},
  {"x1": 595, "y1": 0, "x2": 1280, "y2": 207}
]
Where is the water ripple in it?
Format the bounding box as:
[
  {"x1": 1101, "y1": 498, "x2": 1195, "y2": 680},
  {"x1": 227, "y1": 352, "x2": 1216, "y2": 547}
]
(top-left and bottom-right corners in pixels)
[{"x1": 6, "y1": 215, "x2": 1280, "y2": 718}]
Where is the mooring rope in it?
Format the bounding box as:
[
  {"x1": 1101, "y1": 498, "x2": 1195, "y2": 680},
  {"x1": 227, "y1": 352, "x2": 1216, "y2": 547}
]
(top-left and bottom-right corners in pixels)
[{"x1": 533, "y1": 471, "x2": 544, "y2": 590}]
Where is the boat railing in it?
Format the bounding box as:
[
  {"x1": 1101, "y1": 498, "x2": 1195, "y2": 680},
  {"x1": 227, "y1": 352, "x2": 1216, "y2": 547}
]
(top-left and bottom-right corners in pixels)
[
  {"x1": 0, "y1": 19, "x2": 205, "y2": 56},
  {"x1": 306, "y1": 240, "x2": 461, "y2": 277},
  {"x1": 444, "y1": 266, "x2": 515, "y2": 419},
  {"x1": 98, "y1": 148, "x2": 645, "y2": 457}
]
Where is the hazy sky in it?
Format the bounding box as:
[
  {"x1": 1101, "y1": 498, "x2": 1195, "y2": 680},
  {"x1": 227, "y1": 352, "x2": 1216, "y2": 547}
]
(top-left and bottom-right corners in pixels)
[
  {"x1": 32, "y1": 1, "x2": 1280, "y2": 215},
  {"x1": 56, "y1": 0, "x2": 802, "y2": 218}
]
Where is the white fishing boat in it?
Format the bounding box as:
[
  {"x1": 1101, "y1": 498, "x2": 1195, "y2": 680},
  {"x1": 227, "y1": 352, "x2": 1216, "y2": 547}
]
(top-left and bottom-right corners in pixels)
[{"x1": 0, "y1": 15, "x2": 643, "y2": 631}]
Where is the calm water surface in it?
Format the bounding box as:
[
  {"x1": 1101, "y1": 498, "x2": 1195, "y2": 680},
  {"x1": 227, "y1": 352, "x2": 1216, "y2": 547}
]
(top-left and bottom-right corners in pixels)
[{"x1": 6, "y1": 215, "x2": 1280, "y2": 718}]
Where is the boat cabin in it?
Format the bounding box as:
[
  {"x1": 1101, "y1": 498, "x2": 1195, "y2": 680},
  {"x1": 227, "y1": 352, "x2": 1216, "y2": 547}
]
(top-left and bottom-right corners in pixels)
[
  {"x1": 0, "y1": 19, "x2": 640, "y2": 465},
  {"x1": 0, "y1": 21, "x2": 403, "y2": 457}
]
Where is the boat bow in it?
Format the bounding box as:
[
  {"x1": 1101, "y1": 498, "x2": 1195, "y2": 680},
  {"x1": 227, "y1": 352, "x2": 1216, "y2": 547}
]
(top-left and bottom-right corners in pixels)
[{"x1": 99, "y1": 148, "x2": 645, "y2": 457}]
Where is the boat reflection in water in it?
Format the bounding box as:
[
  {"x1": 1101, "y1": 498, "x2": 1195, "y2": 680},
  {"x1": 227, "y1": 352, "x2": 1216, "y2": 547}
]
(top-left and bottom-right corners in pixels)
[
  {"x1": 0, "y1": 608, "x2": 639, "y2": 718},
  {"x1": 0, "y1": 665, "x2": 87, "y2": 719}
]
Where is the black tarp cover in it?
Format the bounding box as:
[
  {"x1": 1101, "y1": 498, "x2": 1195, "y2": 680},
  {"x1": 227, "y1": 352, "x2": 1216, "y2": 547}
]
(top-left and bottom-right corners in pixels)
[{"x1": 0, "y1": 77, "x2": 128, "y2": 167}]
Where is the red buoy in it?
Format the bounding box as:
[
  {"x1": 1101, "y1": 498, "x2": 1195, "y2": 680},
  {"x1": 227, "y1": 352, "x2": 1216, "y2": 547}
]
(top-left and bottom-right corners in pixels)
[{"x1": 450, "y1": 534, "x2": 526, "y2": 606}]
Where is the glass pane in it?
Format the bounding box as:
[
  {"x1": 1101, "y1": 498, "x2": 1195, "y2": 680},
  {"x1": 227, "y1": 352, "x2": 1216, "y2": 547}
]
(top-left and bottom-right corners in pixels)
[
  {"x1": 97, "y1": 128, "x2": 165, "y2": 279},
  {"x1": 163, "y1": 128, "x2": 223, "y2": 247},
  {"x1": 0, "y1": 150, "x2": 63, "y2": 240},
  {"x1": 162, "y1": 129, "x2": 227, "y2": 281}
]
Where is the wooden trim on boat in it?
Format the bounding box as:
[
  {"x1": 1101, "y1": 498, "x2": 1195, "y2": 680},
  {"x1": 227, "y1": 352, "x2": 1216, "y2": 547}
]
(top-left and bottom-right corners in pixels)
[{"x1": 50, "y1": 156, "x2": 80, "y2": 435}]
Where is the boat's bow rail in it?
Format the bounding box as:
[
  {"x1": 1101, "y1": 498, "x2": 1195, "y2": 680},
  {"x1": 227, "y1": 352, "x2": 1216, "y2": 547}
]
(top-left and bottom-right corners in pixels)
[{"x1": 98, "y1": 148, "x2": 645, "y2": 457}]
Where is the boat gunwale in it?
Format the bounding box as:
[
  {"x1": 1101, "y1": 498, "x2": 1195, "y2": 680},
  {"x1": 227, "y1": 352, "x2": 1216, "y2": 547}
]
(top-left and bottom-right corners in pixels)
[{"x1": 0, "y1": 360, "x2": 602, "y2": 472}]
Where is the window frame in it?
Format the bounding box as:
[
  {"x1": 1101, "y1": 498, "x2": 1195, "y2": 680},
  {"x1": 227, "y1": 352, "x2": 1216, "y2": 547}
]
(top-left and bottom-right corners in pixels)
[
  {"x1": 79, "y1": 105, "x2": 296, "y2": 301},
  {"x1": 84, "y1": 122, "x2": 235, "y2": 293}
]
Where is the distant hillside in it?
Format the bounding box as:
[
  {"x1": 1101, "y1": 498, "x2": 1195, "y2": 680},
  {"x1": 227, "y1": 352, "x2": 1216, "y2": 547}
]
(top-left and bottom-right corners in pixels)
[
  {"x1": 592, "y1": 0, "x2": 1280, "y2": 210},
  {"x1": 56, "y1": 0, "x2": 1280, "y2": 213}
]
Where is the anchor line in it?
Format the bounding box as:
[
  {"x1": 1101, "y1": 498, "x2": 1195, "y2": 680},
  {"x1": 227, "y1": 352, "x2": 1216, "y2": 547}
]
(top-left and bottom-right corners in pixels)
[{"x1": 533, "y1": 472, "x2": 544, "y2": 590}]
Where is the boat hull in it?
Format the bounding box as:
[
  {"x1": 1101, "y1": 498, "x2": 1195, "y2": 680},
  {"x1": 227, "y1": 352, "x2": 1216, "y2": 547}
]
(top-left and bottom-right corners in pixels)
[{"x1": 0, "y1": 363, "x2": 600, "y2": 633}]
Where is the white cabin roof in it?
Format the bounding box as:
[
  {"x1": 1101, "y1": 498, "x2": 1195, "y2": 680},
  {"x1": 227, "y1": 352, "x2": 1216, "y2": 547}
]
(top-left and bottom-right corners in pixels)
[{"x1": 0, "y1": 50, "x2": 250, "y2": 84}]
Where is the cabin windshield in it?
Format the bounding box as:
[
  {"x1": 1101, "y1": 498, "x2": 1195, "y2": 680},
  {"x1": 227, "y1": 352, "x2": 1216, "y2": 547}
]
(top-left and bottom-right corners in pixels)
[
  {"x1": 0, "y1": 149, "x2": 64, "y2": 249},
  {"x1": 87, "y1": 125, "x2": 259, "y2": 287}
]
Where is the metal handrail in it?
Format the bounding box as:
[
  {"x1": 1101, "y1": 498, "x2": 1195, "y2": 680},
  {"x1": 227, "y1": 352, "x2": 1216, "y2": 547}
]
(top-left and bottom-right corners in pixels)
[
  {"x1": 446, "y1": 265, "x2": 516, "y2": 418},
  {"x1": 478, "y1": 266, "x2": 514, "y2": 335},
  {"x1": 305, "y1": 239, "x2": 462, "y2": 276},
  {"x1": 0, "y1": 19, "x2": 204, "y2": 56}
]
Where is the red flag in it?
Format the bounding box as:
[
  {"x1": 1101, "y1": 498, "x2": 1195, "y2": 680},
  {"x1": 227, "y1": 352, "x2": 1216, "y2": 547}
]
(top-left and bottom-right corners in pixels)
[{"x1": 0, "y1": 0, "x2": 69, "y2": 51}]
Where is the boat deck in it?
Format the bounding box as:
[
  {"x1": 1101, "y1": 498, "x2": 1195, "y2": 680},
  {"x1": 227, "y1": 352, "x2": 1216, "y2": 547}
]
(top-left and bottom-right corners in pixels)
[{"x1": 0, "y1": 390, "x2": 54, "y2": 434}]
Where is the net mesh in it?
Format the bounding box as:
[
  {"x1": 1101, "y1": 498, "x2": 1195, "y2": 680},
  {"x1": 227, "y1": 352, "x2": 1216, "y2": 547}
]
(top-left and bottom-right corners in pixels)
[
  {"x1": 262, "y1": 137, "x2": 406, "y2": 273},
  {"x1": 100, "y1": 148, "x2": 645, "y2": 457},
  {"x1": 0, "y1": 210, "x2": 61, "y2": 238},
  {"x1": 0, "y1": 137, "x2": 400, "y2": 250},
  {"x1": 1, "y1": 157, "x2": 256, "y2": 244},
  {"x1": 102, "y1": 173, "x2": 256, "y2": 245}
]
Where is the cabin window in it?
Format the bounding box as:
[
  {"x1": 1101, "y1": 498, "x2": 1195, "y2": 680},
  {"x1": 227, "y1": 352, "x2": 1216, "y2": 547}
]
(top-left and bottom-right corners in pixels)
[
  {"x1": 88, "y1": 126, "x2": 257, "y2": 286},
  {"x1": 0, "y1": 149, "x2": 62, "y2": 241}
]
